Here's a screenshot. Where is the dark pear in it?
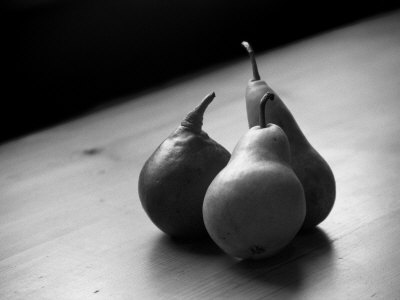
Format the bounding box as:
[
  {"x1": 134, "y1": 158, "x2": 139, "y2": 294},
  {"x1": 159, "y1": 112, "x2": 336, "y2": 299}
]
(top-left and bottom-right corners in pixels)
[{"x1": 138, "y1": 92, "x2": 231, "y2": 238}]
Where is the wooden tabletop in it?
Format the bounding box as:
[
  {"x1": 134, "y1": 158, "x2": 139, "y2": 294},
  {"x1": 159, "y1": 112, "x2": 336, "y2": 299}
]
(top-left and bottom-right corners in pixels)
[{"x1": 2, "y1": 10, "x2": 400, "y2": 300}]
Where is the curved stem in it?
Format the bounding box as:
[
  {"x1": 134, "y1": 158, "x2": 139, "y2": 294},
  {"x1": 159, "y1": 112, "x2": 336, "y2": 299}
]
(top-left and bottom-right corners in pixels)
[
  {"x1": 181, "y1": 92, "x2": 215, "y2": 132},
  {"x1": 259, "y1": 93, "x2": 275, "y2": 128},
  {"x1": 241, "y1": 41, "x2": 261, "y2": 81}
]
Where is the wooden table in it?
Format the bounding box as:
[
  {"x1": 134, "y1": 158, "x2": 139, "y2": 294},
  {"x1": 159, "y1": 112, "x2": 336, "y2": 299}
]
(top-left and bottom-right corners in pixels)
[{"x1": 2, "y1": 10, "x2": 400, "y2": 299}]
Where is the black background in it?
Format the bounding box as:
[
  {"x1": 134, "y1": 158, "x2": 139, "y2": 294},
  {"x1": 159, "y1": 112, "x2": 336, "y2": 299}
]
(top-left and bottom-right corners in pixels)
[{"x1": 3, "y1": 0, "x2": 399, "y2": 143}]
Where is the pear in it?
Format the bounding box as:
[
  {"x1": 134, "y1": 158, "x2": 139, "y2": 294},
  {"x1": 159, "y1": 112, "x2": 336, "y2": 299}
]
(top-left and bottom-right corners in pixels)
[
  {"x1": 138, "y1": 92, "x2": 231, "y2": 239},
  {"x1": 203, "y1": 93, "x2": 306, "y2": 259},
  {"x1": 241, "y1": 41, "x2": 336, "y2": 230}
]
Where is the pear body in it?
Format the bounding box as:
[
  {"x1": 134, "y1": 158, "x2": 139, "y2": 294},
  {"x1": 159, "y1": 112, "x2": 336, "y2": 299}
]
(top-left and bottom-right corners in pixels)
[
  {"x1": 246, "y1": 81, "x2": 336, "y2": 230},
  {"x1": 138, "y1": 93, "x2": 231, "y2": 238},
  {"x1": 139, "y1": 126, "x2": 230, "y2": 238},
  {"x1": 203, "y1": 125, "x2": 306, "y2": 259}
]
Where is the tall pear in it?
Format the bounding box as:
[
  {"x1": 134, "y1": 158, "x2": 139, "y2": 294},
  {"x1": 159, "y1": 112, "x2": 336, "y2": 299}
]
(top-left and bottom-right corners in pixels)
[
  {"x1": 138, "y1": 92, "x2": 231, "y2": 238},
  {"x1": 203, "y1": 93, "x2": 306, "y2": 259},
  {"x1": 241, "y1": 41, "x2": 336, "y2": 230}
]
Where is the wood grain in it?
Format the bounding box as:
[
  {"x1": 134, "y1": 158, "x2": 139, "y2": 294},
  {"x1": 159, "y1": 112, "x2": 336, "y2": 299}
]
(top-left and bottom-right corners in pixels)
[{"x1": 1, "y1": 10, "x2": 400, "y2": 299}]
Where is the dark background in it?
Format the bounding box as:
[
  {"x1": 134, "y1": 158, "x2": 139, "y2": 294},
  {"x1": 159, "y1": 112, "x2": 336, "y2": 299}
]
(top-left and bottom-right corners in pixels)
[{"x1": 2, "y1": 0, "x2": 399, "y2": 143}]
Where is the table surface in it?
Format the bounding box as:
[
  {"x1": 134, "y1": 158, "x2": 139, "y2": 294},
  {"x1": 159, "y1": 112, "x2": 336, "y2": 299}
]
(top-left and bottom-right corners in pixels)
[{"x1": 2, "y1": 10, "x2": 400, "y2": 300}]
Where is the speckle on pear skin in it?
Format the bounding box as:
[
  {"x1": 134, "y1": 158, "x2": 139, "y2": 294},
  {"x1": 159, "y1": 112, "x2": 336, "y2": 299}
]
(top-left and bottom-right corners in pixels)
[{"x1": 250, "y1": 245, "x2": 266, "y2": 255}]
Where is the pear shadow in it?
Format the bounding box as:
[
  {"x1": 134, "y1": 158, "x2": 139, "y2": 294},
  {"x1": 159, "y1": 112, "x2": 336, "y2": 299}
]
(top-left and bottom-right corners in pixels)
[
  {"x1": 148, "y1": 232, "x2": 224, "y2": 259},
  {"x1": 145, "y1": 228, "x2": 336, "y2": 297},
  {"x1": 230, "y1": 227, "x2": 335, "y2": 292},
  {"x1": 144, "y1": 233, "x2": 228, "y2": 293}
]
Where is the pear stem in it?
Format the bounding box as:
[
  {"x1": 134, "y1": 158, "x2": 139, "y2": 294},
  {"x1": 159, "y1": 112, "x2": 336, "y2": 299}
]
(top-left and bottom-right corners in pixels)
[
  {"x1": 241, "y1": 41, "x2": 261, "y2": 81},
  {"x1": 181, "y1": 92, "x2": 215, "y2": 133},
  {"x1": 259, "y1": 93, "x2": 275, "y2": 128}
]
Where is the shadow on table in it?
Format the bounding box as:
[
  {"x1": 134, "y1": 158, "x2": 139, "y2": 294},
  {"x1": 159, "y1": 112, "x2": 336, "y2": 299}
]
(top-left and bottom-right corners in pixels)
[
  {"x1": 150, "y1": 233, "x2": 224, "y2": 257},
  {"x1": 145, "y1": 228, "x2": 336, "y2": 297},
  {"x1": 230, "y1": 227, "x2": 335, "y2": 291},
  {"x1": 148, "y1": 226, "x2": 335, "y2": 294}
]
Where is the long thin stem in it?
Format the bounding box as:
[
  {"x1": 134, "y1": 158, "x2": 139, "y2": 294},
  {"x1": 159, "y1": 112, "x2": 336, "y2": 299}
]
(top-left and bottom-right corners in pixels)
[
  {"x1": 241, "y1": 41, "x2": 261, "y2": 81},
  {"x1": 181, "y1": 92, "x2": 215, "y2": 132},
  {"x1": 259, "y1": 93, "x2": 275, "y2": 128}
]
